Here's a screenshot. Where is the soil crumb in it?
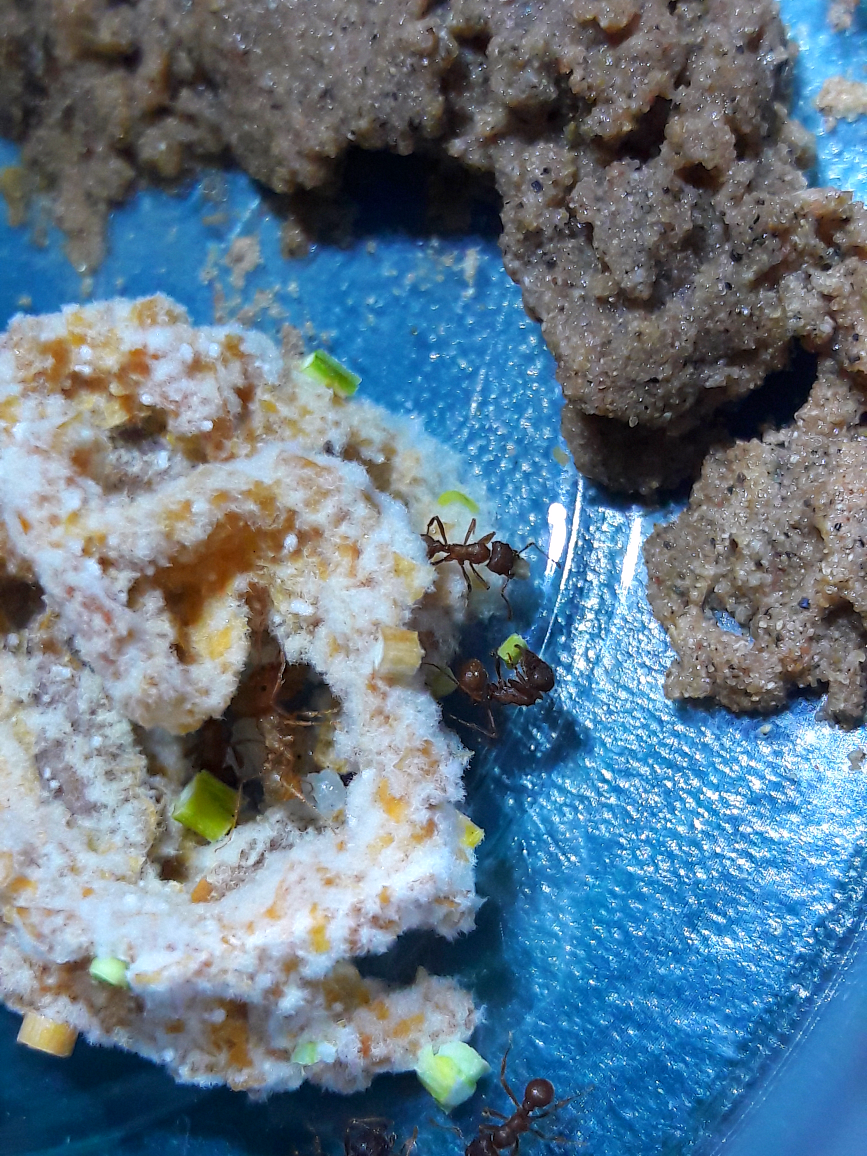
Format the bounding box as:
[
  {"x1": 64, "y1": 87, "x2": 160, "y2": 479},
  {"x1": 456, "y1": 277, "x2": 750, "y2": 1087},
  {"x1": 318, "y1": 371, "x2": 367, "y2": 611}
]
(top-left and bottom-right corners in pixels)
[
  {"x1": 829, "y1": 0, "x2": 860, "y2": 30},
  {"x1": 817, "y1": 76, "x2": 867, "y2": 124},
  {"x1": 645, "y1": 355, "x2": 867, "y2": 727}
]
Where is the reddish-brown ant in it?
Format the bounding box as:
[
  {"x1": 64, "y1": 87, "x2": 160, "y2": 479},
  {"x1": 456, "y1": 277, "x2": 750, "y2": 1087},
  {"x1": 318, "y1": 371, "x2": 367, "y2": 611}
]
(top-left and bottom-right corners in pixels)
[
  {"x1": 422, "y1": 517, "x2": 546, "y2": 618},
  {"x1": 437, "y1": 647, "x2": 555, "y2": 738},
  {"x1": 423, "y1": 516, "x2": 495, "y2": 595},
  {"x1": 190, "y1": 659, "x2": 336, "y2": 814},
  {"x1": 465, "y1": 1044, "x2": 574, "y2": 1156}
]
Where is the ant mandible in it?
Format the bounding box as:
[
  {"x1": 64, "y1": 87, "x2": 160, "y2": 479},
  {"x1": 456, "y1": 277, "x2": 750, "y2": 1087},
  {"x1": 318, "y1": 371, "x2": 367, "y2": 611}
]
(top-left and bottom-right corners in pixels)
[
  {"x1": 465, "y1": 1043, "x2": 572, "y2": 1156},
  {"x1": 449, "y1": 647, "x2": 555, "y2": 738},
  {"x1": 422, "y1": 517, "x2": 541, "y2": 619}
]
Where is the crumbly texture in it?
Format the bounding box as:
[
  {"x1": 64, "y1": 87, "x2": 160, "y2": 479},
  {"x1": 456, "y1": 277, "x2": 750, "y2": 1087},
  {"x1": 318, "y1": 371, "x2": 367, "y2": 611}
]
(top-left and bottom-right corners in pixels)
[
  {"x1": 828, "y1": 0, "x2": 859, "y2": 31},
  {"x1": 0, "y1": 0, "x2": 856, "y2": 492},
  {"x1": 0, "y1": 295, "x2": 486, "y2": 1092},
  {"x1": 644, "y1": 184, "x2": 867, "y2": 724},
  {"x1": 816, "y1": 76, "x2": 867, "y2": 123},
  {"x1": 645, "y1": 359, "x2": 867, "y2": 726}
]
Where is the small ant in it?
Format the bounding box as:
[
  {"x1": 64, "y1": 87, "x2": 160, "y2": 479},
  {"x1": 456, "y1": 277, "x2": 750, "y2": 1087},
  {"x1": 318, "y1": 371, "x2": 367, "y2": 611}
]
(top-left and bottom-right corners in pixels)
[
  {"x1": 466, "y1": 1044, "x2": 573, "y2": 1156},
  {"x1": 343, "y1": 1119, "x2": 416, "y2": 1156},
  {"x1": 422, "y1": 517, "x2": 542, "y2": 619},
  {"x1": 438, "y1": 647, "x2": 555, "y2": 738},
  {"x1": 423, "y1": 516, "x2": 495, "y2": 595},
  {"x1": 191, "y1": 659, "x2": 335, "y2": 817}
]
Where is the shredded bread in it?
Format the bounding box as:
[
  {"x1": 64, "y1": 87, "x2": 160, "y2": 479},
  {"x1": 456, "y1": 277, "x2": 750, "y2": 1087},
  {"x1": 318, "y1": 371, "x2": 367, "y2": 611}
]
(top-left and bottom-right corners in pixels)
[{"x1": 0, "y1": 296, "x2": 484, "y2": 1092}]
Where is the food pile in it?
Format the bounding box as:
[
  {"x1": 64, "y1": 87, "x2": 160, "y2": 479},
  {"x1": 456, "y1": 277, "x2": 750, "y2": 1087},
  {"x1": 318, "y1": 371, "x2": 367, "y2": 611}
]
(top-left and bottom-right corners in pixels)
[{"x1": 0, "y1": 295, "x2": 488, "y2": 1093}]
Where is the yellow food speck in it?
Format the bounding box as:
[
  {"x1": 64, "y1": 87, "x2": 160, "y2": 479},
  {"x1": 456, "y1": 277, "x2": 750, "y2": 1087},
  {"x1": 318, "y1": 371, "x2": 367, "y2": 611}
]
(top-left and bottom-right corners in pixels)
[
  {"x1": 309, "y1": 904, "x2": 330, "y2": 954},
  {"x1": 376, "y1": 780, "x2": 408, "y2": 822}
]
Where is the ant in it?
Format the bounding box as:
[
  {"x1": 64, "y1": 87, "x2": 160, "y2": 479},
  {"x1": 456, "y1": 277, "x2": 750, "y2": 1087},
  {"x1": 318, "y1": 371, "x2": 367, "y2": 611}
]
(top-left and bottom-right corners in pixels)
[
  {"x1": 342, "y1": 1119, "x2": 416, "y2": 1156},
  {"x1": 422, "y1": 517, "x2": 543, "y2": 619},
  {"x1": 437, "y1": 647, "x2": 555, "y2": 738},
  {"x1": 466, "y1": 1044, "x2": 574, "y2": 1156},
  {"x1": 192, "y1": 659, "x2": 335, "y2": 817}
]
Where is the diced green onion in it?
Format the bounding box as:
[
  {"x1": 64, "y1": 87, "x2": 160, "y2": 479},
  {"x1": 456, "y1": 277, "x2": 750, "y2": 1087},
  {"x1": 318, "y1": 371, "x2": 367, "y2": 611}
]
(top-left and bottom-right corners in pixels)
[
  {"x1": 298, "y1": 350, "x2": 361, "y2": 397},
  {"x1": 436, "y1": 490, "x2": 479, "y2": 515},
  {"x1": 89, "y1": 956, "x2": 130, "y2": 989},
  {"x1": 172, "y1": 771, "x2": 238, "y2": 842},
  {"x1": 497, "y1": 633, "x2": 529, "y2": 668},
  {"x1": 291, "y1": 1040, "x2": 337, "y2": 1066},
  {"x1": 458, "y1": 813, "x2": 485, "y2": 849},
  {"x1": 415, "y1": 1040, "x2": 490, "y2": 1110}
]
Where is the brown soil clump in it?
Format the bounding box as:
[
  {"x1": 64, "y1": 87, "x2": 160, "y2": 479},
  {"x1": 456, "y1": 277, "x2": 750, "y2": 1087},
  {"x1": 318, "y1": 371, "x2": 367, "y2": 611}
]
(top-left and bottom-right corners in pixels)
[{"x1": 0, "y1": 0, "x2": 862, "y2": 497}]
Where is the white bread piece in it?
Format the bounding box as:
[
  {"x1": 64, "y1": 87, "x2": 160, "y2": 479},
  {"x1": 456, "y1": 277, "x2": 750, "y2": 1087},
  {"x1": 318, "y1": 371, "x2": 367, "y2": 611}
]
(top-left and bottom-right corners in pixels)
[{"x1": 0, "y1": 297, "x2": 486, "y2": 1092}]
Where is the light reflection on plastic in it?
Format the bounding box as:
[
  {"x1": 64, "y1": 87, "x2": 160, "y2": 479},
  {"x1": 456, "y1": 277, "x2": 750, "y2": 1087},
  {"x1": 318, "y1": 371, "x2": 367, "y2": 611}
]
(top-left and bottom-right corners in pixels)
[
  {"x1": 546, "y1": 502, "x2": 568, "y2": 577},
  {"x1": 618, "y1": 514, "x2": 644, "y2": 597}
]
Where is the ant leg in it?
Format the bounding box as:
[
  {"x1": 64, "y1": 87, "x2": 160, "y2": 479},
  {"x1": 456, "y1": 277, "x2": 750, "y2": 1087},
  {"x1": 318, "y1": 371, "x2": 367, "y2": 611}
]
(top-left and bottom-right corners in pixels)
[
  {"x1": 401, "y1": 1127, "x2": 419, "y2": 1156},
  {"x1": 481, "y1": 1108, "x2": 509, "y2": 1121},
  {"x1": 499, "y1": 1035, "x2": 520, "y2": 1109},
  {"x1": 549, "y1": 1096, "x2": 578, "y2": 1112},
  {"x1": 427, "y1": 515, "x2": 449, "y2": 544},
  {"x1": 444, "y1": 713, "x2": 498, "y2": 741},
  {"x1": 469, "y1": 563, "x2": 490, "y2": 591},
  {"x1": 429, "y1": 1118, "x2": 463, "y2": 1139},
  {"x1": 485, "y1": 706, "x2": 498, "y2": 740},
  {"x1": 459, "y1": 562, "x2": 474, "y2": 596},
  {"x1": 463, "y1": 518, "x2": 478, "y2": 545},
  {"x1": 499, "y1": 576, "x2": 513, "y2": 621}
]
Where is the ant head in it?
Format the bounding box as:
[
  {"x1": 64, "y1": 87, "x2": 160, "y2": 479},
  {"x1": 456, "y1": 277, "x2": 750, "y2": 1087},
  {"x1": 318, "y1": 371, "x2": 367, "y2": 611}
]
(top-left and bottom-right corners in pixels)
[
  {"x1": 457, "y1": 658, "x2": 489, "y2": 699},
  {"x1": 522, "y1": 1077, "x2": 555, "y2": 1111},
  {"x1": 232, "y1": 662, "x2": 284, "y2": 718},
  {"x1": 521, "y1": 651, "x2": 555, "y2": 693},
  {"x1": 486, "y1": 540, "x2": 516, "y2": 576}
]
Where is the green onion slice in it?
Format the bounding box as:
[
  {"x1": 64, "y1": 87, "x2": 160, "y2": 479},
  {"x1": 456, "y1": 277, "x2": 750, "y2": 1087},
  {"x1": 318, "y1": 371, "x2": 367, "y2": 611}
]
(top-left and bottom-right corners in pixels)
[
  {"x1": 298, "y1": 350, "x2": 361, "y2": 397},
  {"x1": 436, "y1": 490, "x2": 479, "y2": 514},
  {"x1": 497, "y1": 633, "x2": 529, "y2": 668},
  {"x1": 89, "y1": 956, "x2": 130, "y2": 989},
  {"x1": 415, "y1": 1041, "x2": 490, "y2": 1110},
  {"x1": 172, "y1": 771, "x2": 238, "y2": 842}
]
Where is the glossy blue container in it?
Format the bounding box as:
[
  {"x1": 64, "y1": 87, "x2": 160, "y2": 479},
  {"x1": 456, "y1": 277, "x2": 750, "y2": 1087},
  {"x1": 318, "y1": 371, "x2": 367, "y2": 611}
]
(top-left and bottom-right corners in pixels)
[{"x1": 3, "y1": 2, "x2": 867, "y2": 1151}]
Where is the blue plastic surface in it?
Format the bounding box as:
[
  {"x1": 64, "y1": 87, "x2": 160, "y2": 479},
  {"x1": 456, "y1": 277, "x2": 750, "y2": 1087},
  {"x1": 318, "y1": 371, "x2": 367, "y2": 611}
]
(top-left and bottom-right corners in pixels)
[{"x1": 3, "y1": 3, "x2": 867, "y2": 1153}]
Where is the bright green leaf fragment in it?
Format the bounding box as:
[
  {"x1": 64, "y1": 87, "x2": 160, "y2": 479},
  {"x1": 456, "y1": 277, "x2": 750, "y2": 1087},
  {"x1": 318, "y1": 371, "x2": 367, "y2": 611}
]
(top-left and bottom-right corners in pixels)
[
  {"x1": 415, "y1": 1041, "x2": 490, "y2": 1110},
  {"x1": 299, "y1": 350, "x2": 361, "y2": 397},
  {"x1": 172, "y1": 771, "x2": 238, "y2": 842},
  {"x1": 497, "y1": 633, "x2": 529, "y2": 668},
  {"x1": 89, "y1": 956, "x2": 130, "y2": 989},
  {"x1": 436, "y1": 490, "x2": 479, "y2": 515}
]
